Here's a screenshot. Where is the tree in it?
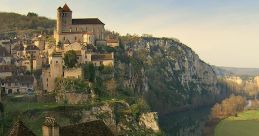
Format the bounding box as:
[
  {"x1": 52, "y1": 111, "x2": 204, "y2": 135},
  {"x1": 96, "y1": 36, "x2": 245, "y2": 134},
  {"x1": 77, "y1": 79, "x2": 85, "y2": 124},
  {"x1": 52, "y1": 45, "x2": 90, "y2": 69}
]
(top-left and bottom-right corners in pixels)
[
  {"x1": 64, "y1": 50, "x2": 78, "y2": 68},
  {"x1": 27, "y1": 12, "x2": 38, "y2": 17},
  {"x1": 83, "y1": 63, "x2": 96, "y2": 82},
  {"x1": 0, "y1": 102, "x2": 3, "y2": 114}
]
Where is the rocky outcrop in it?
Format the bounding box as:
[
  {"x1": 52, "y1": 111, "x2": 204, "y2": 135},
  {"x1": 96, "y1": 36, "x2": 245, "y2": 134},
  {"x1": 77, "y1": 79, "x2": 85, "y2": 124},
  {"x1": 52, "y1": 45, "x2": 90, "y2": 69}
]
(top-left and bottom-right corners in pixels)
[
  {"x1": 79, "y1": 102, "x2": 160, "y2": 135},
  {"x1": 139, "y1": 112, "x2": 160, "y2": 132}
]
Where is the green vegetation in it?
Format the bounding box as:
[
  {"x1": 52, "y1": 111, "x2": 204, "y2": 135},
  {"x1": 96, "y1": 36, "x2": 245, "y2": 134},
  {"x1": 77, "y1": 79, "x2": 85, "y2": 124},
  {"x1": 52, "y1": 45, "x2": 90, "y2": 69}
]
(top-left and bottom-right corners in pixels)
[
  {"x1": 215, "y1": 110, "x2": 259, "y2": 136},
  {"x1": 55, "y1": 78, "x2": 90, "y2": 93},
  {"x1": 0, "y1": 12, "x2": 54, "y2": 33},
  {"x1": 64, "y1": 50, "x2": 78, "y2": 68}
]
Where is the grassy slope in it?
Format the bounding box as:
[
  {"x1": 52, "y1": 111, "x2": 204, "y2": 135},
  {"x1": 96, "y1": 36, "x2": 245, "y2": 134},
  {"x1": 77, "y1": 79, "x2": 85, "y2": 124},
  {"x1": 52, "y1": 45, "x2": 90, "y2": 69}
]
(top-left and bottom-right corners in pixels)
[
  {"x1": 0, "y1": 12, "x2": 55, "y2": 33},
  {"x1": 215, "y1": 110, "x2": 259, "y2": 136}
]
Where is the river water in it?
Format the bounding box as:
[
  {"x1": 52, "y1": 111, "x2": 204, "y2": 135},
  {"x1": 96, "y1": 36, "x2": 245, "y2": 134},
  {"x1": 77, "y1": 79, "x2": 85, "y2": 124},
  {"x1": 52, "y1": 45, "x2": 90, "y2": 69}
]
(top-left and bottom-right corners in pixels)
[{"x1": 159, "y1": 107, "x2": 211, "y2": 136}]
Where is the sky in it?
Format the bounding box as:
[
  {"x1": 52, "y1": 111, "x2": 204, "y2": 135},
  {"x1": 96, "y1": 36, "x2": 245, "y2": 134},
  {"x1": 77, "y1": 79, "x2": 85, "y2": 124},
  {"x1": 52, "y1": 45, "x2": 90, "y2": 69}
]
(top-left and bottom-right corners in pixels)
[{"x1": 1, "y1": 0, "x2": 259, "y2": 68}]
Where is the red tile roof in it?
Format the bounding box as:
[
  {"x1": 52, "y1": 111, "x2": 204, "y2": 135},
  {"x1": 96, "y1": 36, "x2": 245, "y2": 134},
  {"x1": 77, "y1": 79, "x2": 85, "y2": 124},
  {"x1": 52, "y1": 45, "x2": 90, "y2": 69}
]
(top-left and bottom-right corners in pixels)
[
  {"x1": 63, "y1": 4, "x2": 72, "y2": 12},
  {"x1": 72, "y1": 18, "x2": 105, "y2": 25},
  {"x1": 8, "y1": 120, "x2": 36, "y2": 136},
  {"x1": 25, "y1": 45, "x2": 40, "y2": 51},
  {"x1": 59, "y1": 120, "x2": 114, "y2": 136}
]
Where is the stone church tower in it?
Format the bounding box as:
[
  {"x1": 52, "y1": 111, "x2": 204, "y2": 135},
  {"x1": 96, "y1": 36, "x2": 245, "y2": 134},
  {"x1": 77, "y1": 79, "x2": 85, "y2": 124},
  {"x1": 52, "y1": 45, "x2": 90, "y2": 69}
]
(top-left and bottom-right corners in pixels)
[
  {"x1": 57, "y1": 4, "x2": 72, "y2": 34},
  {"x1": 54, "y1": 4, "x2": 105, "y2": 45}
]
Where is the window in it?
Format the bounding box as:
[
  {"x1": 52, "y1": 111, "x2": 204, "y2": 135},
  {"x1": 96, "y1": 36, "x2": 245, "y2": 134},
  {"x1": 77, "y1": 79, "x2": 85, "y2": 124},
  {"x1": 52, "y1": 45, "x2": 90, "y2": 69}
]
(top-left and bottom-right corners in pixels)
[
  {"x1": 56, "y1": 61, "x2": 58, "y2": 63},
  {"x1": 75, "y1": 37, "x2": 77, "y2": 40}
]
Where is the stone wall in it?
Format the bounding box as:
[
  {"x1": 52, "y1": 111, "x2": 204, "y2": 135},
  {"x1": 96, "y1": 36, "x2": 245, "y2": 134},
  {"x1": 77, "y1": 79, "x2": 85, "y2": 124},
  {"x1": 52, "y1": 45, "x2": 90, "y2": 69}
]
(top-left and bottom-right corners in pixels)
[
  {"x1": 56, "y1": 92, "x2": 93, "y2": 104},
  {"x1": 64, "y1": 67, "x2": 83, "y2": 79}
]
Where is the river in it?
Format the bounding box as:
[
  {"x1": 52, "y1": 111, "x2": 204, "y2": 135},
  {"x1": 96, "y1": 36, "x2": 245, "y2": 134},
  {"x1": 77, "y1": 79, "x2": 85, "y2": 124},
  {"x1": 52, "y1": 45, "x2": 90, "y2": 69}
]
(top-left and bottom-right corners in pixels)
[{"x1": 159, "y1": 107, "x2": 211, "y2": 136}]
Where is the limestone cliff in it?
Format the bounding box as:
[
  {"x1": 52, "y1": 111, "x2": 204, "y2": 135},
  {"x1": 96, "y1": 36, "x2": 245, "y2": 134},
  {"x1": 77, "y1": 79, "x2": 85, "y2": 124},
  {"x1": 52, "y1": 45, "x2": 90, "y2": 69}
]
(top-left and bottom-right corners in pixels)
[
  {"x1": 115, "y1": 37, "x2": 225, "y2": 114},
  {"x1": 79, "y1": 102, "x2": 160, "y2": 135}
]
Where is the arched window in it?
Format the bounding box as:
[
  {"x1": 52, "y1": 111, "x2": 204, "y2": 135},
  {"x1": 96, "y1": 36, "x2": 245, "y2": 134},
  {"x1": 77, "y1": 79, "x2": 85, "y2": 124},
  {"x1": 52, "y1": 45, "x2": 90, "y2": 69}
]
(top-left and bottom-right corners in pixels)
[{"x1": 75, "y1": 37, "x2": 77, "y2": 40}]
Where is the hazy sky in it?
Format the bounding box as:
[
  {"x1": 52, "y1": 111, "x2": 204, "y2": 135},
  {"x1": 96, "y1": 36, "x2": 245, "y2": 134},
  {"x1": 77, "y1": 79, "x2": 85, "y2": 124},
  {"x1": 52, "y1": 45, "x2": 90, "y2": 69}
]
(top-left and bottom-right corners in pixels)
[{"x1": 1, "y1": 0, "x2": 259, "y2": 68}]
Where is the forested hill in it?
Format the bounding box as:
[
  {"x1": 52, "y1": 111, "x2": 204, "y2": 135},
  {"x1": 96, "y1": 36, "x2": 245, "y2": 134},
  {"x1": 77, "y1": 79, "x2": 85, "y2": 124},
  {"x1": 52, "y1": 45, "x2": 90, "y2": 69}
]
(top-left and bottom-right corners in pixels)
[{"x1": 0, "y1": 12, "x2": 55, "y2": 33}]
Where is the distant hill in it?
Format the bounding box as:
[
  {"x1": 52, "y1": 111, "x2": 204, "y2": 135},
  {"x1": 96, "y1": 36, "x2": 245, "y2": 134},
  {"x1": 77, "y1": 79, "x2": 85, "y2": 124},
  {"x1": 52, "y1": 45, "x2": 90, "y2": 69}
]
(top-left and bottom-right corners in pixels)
[
  {"x1": 213, "y1": 66, "x2": 259, "y2": 76},
  {"x1": 0, "y1": 12, "x2": 55, "y2": 33}
]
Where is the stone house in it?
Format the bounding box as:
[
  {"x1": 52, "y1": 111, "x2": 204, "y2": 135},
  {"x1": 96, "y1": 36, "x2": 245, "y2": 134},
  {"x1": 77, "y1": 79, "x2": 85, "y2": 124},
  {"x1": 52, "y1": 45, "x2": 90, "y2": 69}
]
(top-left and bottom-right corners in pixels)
[
  {"x1": 0, "y1": 45, "x2": 12, "y2": 65},
  {"x1": 2, "y1": 75, "x2": 35, "y2": 94},
  {"x1": 106, "y1": 39, "x2": 119, "y2": 48},
  {"x1": 12, "y1": 44, "x2": 43, "y2": 71}
]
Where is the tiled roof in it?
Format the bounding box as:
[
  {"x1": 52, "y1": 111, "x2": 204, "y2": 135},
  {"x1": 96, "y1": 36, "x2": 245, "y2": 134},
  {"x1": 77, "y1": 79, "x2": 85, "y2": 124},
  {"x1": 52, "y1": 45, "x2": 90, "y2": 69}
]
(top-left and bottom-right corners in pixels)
[
  {"x1": 0, "y1": 46, "x2": 11, "y2": 57},
  {"x1": 51, "y1": 52, "x2": 63, "y2": 57},
  {"x1": 4, "y1": 75, "x2": 34, "y2": 84},
  {"x1": 0, "y1": 65, "x2": 15, "y2": 72},
  {"x1": 72, "y1": 18, "x2": 105, "y2": 25},
  {"x1": 59, "y1": 120, "x2": 114, "y2": 136},
  {"x1": 91, "y1": 53, "x2": 113, "y2": 61},
  {"x1": 107, "y1": 39, "x2": 119, "y2": 43},
  {"x1": 25, "y1": 45, "x2": 40, "y2": 51},
  {"x1": 12, "y1": 44, "x2": 24, "y2": 51},
  {"x1": 63, "y1": 4, "x2": 72, "y2": 12},
  {"x1": 8, "y1": 120, "x2": 36, "y2": 136}
]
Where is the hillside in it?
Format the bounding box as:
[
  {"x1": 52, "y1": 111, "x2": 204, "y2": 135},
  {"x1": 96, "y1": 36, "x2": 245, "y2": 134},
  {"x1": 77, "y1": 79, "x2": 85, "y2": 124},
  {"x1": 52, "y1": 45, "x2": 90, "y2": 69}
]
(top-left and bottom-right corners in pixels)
[
  {"x1": 0, "y1": 12, "x2": 55, "y2": 34},
  {"x1": 213, "y1": 66, "x2": 259, "y2": 76}
]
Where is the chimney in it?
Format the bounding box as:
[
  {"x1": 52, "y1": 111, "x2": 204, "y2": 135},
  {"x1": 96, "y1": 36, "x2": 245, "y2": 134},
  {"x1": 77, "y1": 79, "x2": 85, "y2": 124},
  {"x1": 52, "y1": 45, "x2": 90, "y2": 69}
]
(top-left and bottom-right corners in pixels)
[{"x1": 42, "y1": 117, "x2": 59, "y2": 136}]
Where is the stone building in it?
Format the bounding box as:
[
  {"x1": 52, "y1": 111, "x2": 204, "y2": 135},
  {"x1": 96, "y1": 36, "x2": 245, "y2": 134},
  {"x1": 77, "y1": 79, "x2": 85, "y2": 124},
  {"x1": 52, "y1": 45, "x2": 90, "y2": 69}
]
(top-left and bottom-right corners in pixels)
[
  {"x1": 54, "y1": 4, "x2": 105, "y2": 45},
  {"x1": 0, "y1": 45, "x2": 11, "y2": 65},
  {"x1": 0, "y1": 65, "x2": 16, "y2": 79},
  {"x1": 42, "y1": 52, "x2": 63, "y2": 92},
  {"x1": 1, "y1": 75, "x2": 35, "y2": 94},
  {"x1": 8, "y1": 118, "x2": 114, "y2": 136},
  {"x1": 12, "y1": 43, "x2": 43, "y2": 71},
  {"x1": 106, "y1": 39, "x2": 119, "y2": 48}
]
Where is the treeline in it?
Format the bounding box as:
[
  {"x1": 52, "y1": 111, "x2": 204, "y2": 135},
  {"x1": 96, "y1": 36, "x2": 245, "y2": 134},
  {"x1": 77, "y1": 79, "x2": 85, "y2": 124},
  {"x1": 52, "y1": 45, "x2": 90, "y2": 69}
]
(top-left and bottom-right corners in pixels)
[
  {"x1": 202, "y1": 95, "x2": 246, "y2": 136},
  {"x1": 210, "y1": 95, "x2": 246, "y2": 119},
  {"x1": 218, "y1": 78, "x2": 259, "y2": 99},
  {"x1": 0, "y1": 12, "x2": 55, "y2": 33}
]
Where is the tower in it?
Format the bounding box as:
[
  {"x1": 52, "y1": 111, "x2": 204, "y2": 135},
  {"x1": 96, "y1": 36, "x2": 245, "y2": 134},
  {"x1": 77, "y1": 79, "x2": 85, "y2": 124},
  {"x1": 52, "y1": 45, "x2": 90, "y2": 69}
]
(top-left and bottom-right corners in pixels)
[
  {"x1": 50, "y1": 52, "x2": 63, "y2": 79},
  {"x1": 56, "y1": 7, "x2": 63, "y2": 34},
  {"x1": 42, "y1": 117, "x2": 60, "y2": 136},
  {"x1": 56, "y1": 4, "x2": 72, "y2": 34}
]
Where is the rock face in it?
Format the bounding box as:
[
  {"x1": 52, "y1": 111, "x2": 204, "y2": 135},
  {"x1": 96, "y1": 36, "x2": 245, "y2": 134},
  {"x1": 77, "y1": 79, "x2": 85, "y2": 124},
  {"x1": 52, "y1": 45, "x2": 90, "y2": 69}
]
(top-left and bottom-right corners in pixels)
[
  {"x1": 116, "y1": 37, "x2": 225, "y2": 114},
  {"x1": 139, "y1": 112, "x2": 160, "y2": 132},
  {"x1": 79, "y1": 103, "x2": 160, "y2": 135}
]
